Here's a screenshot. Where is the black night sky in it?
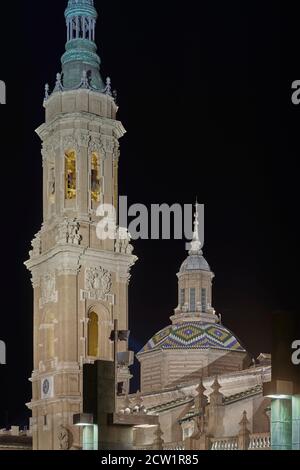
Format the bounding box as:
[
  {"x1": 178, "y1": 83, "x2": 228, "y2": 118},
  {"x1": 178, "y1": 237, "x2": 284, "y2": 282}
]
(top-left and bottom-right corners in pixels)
[{"x1": 0, "y1": 0, "x2": 299, "y2": 428}]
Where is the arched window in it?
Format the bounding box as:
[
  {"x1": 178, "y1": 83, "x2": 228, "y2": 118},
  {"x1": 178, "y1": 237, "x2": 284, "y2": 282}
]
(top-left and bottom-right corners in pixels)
[
  {"x1": 201, "y1": 288, "x2": 207, "y2": 313},
  {"x1": 65, "y1": 150, "x2": 77, "y2": 200},
  {"x1": 189, "y1": 288, "x2": 196, "y2": 312},
  {"x1": 88, "y1": 311, "x2": 99, "y2": 357},
  {"x1": 180, "y1": 288, "x2": 185, "y2": 308},
  {"x1": 91, "y1": 152, "x2": 101, "y2": 203}
]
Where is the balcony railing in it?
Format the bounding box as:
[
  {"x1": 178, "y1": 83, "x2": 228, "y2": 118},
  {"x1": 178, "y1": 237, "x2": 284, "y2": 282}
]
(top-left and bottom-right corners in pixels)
[
  {"x1": 163, "y1": 441, "x2": 185, "y2": 451},
  {"x1": 134, "y1": 433, "x2": 270, "y2": 451},
  {"x1": 211, "y1": 437, "x2": 238, "y2": 450},
  {"x1": 249, "y1": 433, "x2": 271, "y2": 450}
]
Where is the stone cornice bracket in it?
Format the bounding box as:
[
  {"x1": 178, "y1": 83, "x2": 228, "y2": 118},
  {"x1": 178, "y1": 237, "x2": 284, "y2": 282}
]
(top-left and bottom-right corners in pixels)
[{"x1": 28, "y1": 232, "x2": 42, "y2": 260}]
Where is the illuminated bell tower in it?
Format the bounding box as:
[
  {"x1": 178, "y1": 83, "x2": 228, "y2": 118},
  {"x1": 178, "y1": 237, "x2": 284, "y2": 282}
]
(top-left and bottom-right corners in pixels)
[{"x1": 25, "y1": 0, "x2": 136, "y2": 450}]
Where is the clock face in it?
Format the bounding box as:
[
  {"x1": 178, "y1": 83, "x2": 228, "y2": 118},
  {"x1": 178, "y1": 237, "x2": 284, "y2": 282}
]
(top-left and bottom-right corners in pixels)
[{"x1": 43, "y1": 379, "x2": 50, "y2": 396}]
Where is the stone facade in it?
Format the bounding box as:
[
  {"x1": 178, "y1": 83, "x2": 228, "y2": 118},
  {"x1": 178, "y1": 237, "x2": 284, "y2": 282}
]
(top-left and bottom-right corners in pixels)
[
  {"x1": 24, "y1": 1, "x2": 137, "y2": 449},
  {"x1": 25, "y1": 88, "x2": 136, "y2": 450},
  {"x1": 132, "y1": 208, "x2": 271, "y2": 449},
  {"x1": 126, "y1": 364, "x2": 272, "y2": 450}
]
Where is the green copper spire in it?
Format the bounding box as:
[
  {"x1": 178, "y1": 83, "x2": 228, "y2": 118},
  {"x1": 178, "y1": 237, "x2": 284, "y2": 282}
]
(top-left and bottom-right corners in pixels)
[{"x1": 60, "y1": 0, "x2": 105, "y2": 91}]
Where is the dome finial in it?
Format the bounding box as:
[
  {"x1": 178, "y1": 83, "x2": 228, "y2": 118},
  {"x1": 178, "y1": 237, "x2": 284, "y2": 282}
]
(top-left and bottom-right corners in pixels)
[
  {"x1": 60, "y1": 0, "x2": 105, "y2": 92},
  {"x1": 189, "y1": 201, "x2": 202, "y2": 255}
]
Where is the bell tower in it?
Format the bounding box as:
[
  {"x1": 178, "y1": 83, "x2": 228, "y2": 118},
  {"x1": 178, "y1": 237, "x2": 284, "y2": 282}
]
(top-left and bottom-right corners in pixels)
[{"x1": 25, "y1": 0, "x2": 136, "y2": 450}]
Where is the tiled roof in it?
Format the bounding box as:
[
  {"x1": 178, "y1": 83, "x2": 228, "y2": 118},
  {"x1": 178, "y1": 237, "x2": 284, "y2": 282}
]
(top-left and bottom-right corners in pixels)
[
  {"x1": 138, "y1": 322, "x2": 245, "y2": 354},
  {"x1": 147, "y1": 396, "x2": 194, "y2": 414}
]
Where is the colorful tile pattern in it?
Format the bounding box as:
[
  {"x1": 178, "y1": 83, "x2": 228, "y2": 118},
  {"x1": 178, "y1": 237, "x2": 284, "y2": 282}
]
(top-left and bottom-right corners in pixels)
[{"x1": 139, "y1": 322, "x2": 245, "y2": 353}]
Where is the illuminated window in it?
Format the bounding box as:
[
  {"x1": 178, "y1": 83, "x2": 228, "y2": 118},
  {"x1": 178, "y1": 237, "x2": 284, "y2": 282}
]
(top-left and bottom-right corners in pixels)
[
  {"x1": 88, "y1": 311, "x2": 99, "y2": 357},
  {"x1": 180, "y1": 288, "x2": 185, "y2": 307},
  {"x1": 65, "y1": 150, "x2": 77, "y2": 200},
  {"x1": 91, "y1": 152, "x2": 101, "y2": 203},
  {"x1": 201, "y1": 288, "x2": 207, "y2": 312},
  {"x1": 190, "y1": 288, "x2": 196, "y2": 311}
]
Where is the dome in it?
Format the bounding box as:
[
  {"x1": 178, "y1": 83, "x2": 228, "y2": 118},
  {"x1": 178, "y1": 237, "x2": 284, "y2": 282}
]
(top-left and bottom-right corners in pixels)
[
  {"x1": 180, "y1": 254, "x2": 211, "y2": 273},
  {"x1": 138, "y1": 322, "x2": 245, "y2": 354}
]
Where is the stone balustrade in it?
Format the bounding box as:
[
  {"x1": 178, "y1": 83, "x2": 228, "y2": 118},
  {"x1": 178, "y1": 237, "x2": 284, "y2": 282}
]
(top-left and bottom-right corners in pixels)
[
  {"x1": 210, "y1": 433, "x2": 270, "y2": 450},
  {"x1": 210, "y1": 437, "x2": 238, "y2": 450},
  {"x1": 248, "y1": 433, "x2": 271, "y2": 450},
  {"x1": 163, "y1": 441, "x2": 185, "y2": 450}
]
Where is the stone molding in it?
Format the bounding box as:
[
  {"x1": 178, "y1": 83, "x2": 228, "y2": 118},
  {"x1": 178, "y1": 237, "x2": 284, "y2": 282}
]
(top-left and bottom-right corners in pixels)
[{"x1": 39, "y1": 273, "x2": 58, "y2": 308}]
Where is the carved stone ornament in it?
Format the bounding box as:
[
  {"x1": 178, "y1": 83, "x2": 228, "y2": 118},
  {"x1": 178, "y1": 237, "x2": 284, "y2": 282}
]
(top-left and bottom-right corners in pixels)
[
  {"x1": 41, "y1": 141, "x2": 55, "y2": 160},
  {"x1": 57, "y1": 425, "x2": 70, "y2": 451},
  {"x1": 76, "y1": 131, "x2": 90, "y2": 149},
  {"x1": 56, "y1": 218, "x2": 82, "y2": 245},
  {"x1": 62, "y1": 134, "x2": 78, "y2": 152},
  {"x1": 29, "y1": 232, "x2": 42, "y2": 258},
  {"x1": 103, "y1": 136, "x2": 115, "y2": 154},
  {"x1": 84, "y1": 266, "x2": 112, "y2": 301},
  {"x1": 115, "y1": 227, "x2": 134, "y2": 255},
  {"x1": 39, "y1": 273, "x2": 58, "y2": 308},
  {"x1": 89, "y1": 137, "x2": 104, "y2": 156}
]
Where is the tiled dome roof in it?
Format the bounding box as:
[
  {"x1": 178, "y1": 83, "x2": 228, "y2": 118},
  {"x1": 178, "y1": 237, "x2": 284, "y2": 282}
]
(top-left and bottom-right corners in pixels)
[
  {"x1": 180, "y1": 254, "x2": 211, "y2": 273},
  {"x1": 138, "y1": 322, "x2": 245, "y2": 354}
]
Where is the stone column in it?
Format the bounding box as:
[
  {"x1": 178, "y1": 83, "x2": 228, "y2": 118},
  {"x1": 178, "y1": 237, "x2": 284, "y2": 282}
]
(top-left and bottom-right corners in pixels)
[{"x1": 271, "y1": 398, "x2": 292, "y2": 450}]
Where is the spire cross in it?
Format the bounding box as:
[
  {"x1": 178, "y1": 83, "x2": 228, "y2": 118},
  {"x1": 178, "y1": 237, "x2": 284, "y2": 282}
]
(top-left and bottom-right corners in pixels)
[{"x1": 189, "y1": 201, "x2": 202, "y2": 255}]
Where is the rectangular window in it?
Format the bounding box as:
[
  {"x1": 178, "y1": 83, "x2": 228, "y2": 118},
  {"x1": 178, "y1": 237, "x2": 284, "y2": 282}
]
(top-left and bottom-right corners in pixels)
[
  {"x1": 201, "y1": 288, "x2": 207, "y2": 312},
  {"x1": 190, "y1": 288, "x2": 196, "y2": 312},
  {"x1": 180, "y1": 288, "x2": 185, "y2": 307}
]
